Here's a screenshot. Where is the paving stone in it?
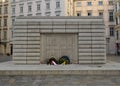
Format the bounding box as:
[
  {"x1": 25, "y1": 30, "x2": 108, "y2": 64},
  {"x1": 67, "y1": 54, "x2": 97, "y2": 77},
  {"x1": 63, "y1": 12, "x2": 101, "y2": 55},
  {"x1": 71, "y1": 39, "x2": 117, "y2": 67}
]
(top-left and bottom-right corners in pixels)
[{"x1": 0, "y1": 75, "x2": 120, "y2": 86}]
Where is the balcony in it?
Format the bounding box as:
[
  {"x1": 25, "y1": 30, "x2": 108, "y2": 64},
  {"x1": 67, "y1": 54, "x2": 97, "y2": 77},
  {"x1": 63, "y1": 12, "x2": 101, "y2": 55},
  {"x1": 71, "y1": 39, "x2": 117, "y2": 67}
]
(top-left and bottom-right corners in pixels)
[
  {"x1": 115, "y1": 24, "x2": 120, "y2": 30},
  {"x1": 0, "y1": 39, "x2": 7, "y2": 45},
  {"x1": 115, "y1": 9, "x2": 120, "y2": 16}
]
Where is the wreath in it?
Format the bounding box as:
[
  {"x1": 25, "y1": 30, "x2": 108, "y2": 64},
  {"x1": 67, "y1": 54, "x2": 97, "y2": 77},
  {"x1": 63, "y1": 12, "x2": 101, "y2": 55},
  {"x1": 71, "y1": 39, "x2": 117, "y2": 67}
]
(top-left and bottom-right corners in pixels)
[
  {"x1": 58, "y1": 56, "x2": 70, "y2": 65},
  {"x1": 47, "y1": 57, "x2": 58, "y2": 65}
]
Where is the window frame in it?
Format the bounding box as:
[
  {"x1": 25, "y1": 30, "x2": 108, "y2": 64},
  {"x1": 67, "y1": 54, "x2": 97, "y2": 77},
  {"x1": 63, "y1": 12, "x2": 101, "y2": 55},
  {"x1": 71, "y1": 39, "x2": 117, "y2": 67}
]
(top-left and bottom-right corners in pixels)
[
  {"x1": 87, "y1": 2, "x2": 92, "y2": 6},
  {"x1": 12, "y1": 7, "x2": 15, "y2": 14},
  {"x1": 28, "y1": 5, "x2": 32, "y2": 12},
  {"x1": 4, "y1": 19, "x2": 7, "y2": 26},
  {"x1": 56, "y1": 1, "x2": 60, "y2": 8},
  {"x1": 87, "y1": 11, "x2": 92, "y2": 16},
  {"x1": 76, "y1": 2, "x2": 81, "y2": 7},
  {"x1": 109, "y1": 26, "x2": 114, "y2": 36},
  {"x1": 98, "y1": 1, "x2": 103, "y2": 6},
  {"x1": 46, "y1": 2, "x2": 50, "y2": 10},
  {"x1": 20, "y1": 6, "x2": 23, "y2": 13},
  {"x1": 37, "y1": 4, "x2": 41, "y2": 11},
  {"x1": 109, "y1": 11, "x2": 114, "y2": 22}
]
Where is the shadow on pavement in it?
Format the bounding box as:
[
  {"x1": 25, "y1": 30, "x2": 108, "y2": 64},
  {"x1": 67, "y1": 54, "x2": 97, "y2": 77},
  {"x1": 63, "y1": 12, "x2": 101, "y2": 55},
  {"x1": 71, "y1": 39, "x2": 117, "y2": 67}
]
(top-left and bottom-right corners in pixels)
[{"x1": 0, "y1": 55, "x2": 12, "y2": 62}]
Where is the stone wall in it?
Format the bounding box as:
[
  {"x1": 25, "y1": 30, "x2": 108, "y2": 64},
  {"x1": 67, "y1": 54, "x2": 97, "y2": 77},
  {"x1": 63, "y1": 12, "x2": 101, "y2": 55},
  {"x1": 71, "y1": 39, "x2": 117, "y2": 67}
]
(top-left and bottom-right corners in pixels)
[{"x1": 13, "y1": 16, "x2": 106, "y2": 64}]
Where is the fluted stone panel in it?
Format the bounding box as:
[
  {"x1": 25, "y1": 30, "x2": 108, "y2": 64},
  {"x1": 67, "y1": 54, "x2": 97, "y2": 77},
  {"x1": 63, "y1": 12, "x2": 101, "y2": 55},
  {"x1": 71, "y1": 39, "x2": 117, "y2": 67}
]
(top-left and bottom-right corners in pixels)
[{"x1": 13, "y1": 16, "x2": 106, "y2": 64}]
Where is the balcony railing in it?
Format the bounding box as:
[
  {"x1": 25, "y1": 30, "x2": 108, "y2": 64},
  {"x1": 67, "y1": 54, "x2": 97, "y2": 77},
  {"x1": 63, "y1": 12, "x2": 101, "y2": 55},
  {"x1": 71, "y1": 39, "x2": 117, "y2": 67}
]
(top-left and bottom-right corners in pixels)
[{"x1": 0, "y1": 39, "x2": 7, "y2": 44}]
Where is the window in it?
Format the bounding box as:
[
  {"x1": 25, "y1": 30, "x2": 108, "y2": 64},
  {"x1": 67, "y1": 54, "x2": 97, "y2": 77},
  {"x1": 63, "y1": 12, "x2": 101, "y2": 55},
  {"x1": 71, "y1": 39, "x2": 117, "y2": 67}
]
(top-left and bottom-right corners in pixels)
[
  {"x1": 76, "y1": 2, "x2": 81, "y2": 7},
  {"x1": 36, "y1": 13, "x2": 41, "y2": 16},
  {"x1": 0, "y1": 7, "x2": 1, "y2": 14},
  {"x1": 13, "y1": 0, "x2": 15, "y2": 2},
  {"x1": 12, "y1": 19, "x2": 15, "y2": 25},
  {"x1": 4, "y1": 0, "x2": 8, "y2": 2},
  {"x1": 87, "y1": 2, "x2": 92, "y2": 6},
  {"x1": 46, "y1": 3, "x2": 50, "y2": 10},
  {"x1": 99, "y1": 11, "x2": 103, "y2": 16},
  {"x1": 12, "y1": 7, "x2": 15, "y2": 14},
  {"x1": 0, "y1": 19, "x2": 1, "y2": 26},
  {"x1": 109, "y1": 11, "x2": 114, "y2": 22},
  {"x1": 118, "y1": 16, "x2": 120, "y2": 24},
  {"x1": 37, "y1": 4, "x2": 41, "y2": 11},
  {"x1": 56, "y1": 2, "x2": 60, "y2": 8},
  {"x1": 27, "y1": 14, "x2": 32, "y2": 16},
  {"x1": 28, "y1": 5, "x2": 32, "y2": 12},
  {"x1": 110, "y1": 27, "x2": 114, "y2": 36},
  {"x1": 56, "y1": 14, "x2": 60, "y2": 16},
  {"x1": 0, "y1": 30, "x2": 1, "y2": 41},
  {"x1": 98, "y1": 1, "x2": 103, "y2": 6},
  {"x1": 77, "y1": 12, "x2": 81, "y2": 16},
  {"x1": 4, "y1": 19, "x2": 7, "y2": 26},
  {"x1": 55, "y1": 11, "x2": 61, "y2": 16},
  {"x1": 20, "y1": 6, "x2": 23, "y2": 13},
  {"x1": 116, "y1": 31, "x2": 119, "y2": 40},
  {"x1": 109, "y1": 1, "x2": 113, "y2": 5},
  {"x1": 116, "y1": 18, "x2": 118, "y2": 25},
  {"x1": 45, "y1": 12, "x2": 50, "y2": 16},
  {"x1": 119, "y1": 2, "x2": 120, "y2": 8},
  {"x1": 88, "y1": 11, "x2": 92, "y2": 16},
  {"x1": 4, "y1": 30, "x2": 7, "y2": 40},
  {"x1": 4, "y1": 6, "x2": 8, "y2": 14}
]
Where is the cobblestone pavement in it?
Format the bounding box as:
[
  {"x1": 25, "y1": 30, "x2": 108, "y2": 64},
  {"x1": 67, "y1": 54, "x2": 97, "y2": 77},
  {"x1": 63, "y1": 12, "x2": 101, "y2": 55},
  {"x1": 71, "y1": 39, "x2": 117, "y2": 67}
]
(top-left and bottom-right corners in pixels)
[
  {"x1": 107, "y1": 55, "x2": 120, "y2": 63},
  {"x1": 0, "y1": 75, "x2": 120, "y2": 86},
  {"x1": 0, "y1": 55, "x2": 119, "y2": 86},
  {"x1": 0, "y1": 55, "x2": 12, "y2": 62}
]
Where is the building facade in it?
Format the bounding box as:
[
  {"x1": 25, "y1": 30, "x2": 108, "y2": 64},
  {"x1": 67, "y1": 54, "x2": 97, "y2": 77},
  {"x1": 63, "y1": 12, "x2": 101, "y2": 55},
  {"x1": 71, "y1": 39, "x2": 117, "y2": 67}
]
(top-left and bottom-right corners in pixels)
[
  {"x1": 73, "y1": 0, "x2": 116, "y2": 54},
  {"x1": 11, "y1": 0, "x2": 73, "y2": 24},
  {"x1": 114, "y1": 0, "x2": 120, "y2": 55},
  {"x1": 0, "y1": 0, "x2": 10, "y2": 55},
  {"x1": 10, "y1": 0, "x2": 116, "y2": 55},
  {"x1": 10, "y1": 0, "x2": 74, "y2": 55}
]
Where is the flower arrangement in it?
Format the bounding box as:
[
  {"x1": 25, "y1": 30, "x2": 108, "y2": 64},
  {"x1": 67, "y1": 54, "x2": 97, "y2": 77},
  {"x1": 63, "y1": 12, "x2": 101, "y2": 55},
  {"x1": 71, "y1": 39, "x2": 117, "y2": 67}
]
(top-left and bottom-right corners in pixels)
[{"x1": 47, "y1": 56, "x2": 70, "y2": 65}]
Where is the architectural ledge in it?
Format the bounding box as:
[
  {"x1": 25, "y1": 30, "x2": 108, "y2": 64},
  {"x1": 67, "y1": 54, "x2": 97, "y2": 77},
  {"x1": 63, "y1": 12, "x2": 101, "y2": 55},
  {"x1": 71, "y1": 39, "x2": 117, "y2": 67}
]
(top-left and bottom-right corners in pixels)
[
  {"x1": 115, "y1": 24, "x2": 120, "y2": 30},
  {"x1": 115, "y1": 9, "x2": 120, "y2": 16}
]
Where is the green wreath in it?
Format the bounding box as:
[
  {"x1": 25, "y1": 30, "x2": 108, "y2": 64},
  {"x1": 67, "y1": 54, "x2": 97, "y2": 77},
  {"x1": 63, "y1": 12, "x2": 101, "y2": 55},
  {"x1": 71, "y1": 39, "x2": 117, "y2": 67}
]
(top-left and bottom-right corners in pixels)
[{"x1": 59, "y1": 56, "x2": 70, "y2": 64}]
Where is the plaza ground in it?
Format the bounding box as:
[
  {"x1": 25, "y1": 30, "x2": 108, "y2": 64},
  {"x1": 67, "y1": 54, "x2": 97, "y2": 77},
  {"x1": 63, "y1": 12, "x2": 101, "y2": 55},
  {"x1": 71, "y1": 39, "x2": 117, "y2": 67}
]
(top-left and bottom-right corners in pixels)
[
  {"x1": 0, "y1": 55, "x2": 120, "y2": 71},
  {"x1": 0, "y1": 55, "x2": 120, "y2": 86}
]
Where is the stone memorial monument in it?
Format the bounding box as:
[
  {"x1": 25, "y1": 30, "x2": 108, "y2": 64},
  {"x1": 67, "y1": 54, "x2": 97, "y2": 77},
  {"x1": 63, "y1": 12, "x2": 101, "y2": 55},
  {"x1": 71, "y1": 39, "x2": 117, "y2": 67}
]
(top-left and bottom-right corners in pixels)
[{"x1": 13, "y1": 16, "x2": 106, "y2": 64}]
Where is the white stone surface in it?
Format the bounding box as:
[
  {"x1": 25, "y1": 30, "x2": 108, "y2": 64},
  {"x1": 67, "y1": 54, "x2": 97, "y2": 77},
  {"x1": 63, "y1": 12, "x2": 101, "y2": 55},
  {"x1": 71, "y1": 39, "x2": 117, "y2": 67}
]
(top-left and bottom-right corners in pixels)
[{"x1": 13, "y1": 16, "x2": 106, "y2": 64}]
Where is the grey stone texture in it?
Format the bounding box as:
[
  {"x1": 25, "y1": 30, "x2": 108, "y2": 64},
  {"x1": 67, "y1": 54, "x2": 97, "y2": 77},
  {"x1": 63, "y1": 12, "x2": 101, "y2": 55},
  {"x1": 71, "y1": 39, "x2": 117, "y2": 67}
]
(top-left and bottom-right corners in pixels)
[
  {"x1": 13, "y1": 16, "x2": 106, "y2": 64},
  {"x1": 0, "y1": 75, "x2": 120, "y2": 86}
]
